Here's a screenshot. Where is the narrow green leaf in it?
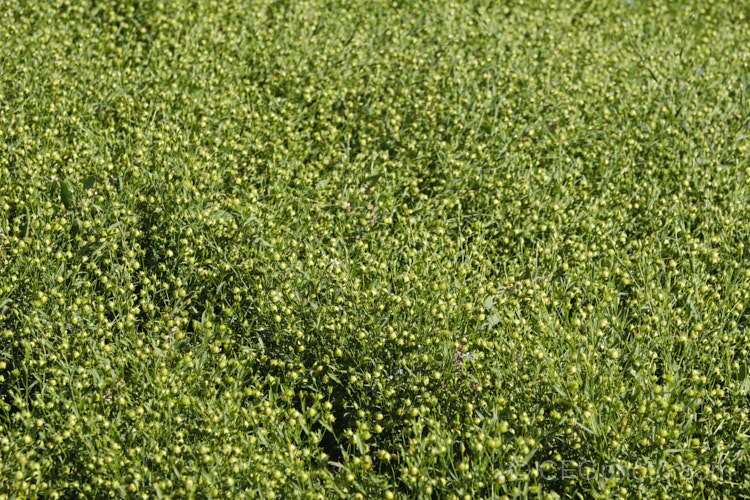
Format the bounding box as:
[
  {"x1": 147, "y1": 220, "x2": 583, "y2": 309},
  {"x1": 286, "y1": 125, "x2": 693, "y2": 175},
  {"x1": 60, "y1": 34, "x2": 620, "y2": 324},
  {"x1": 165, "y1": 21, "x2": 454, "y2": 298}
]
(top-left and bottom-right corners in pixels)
[
  {"x1": 60, "y1": 180, "x2": 75, "y2": 211},
  {"x1": 83, "y1": 175, "x2": 98, "y2": 191},
  {"x1": 364, "y1": 173, "x2": 382, "y2": 185},
  {"x1": 70, "y1": 217, "x2": 81, "y2": 239}
]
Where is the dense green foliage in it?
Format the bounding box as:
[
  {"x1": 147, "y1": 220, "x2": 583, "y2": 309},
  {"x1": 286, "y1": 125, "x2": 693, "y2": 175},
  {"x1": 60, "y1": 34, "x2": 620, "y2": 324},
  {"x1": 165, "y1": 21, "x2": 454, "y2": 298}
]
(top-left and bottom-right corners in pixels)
[{"x1": 1, "y1": 0, "x2": 750, "y2": 498}]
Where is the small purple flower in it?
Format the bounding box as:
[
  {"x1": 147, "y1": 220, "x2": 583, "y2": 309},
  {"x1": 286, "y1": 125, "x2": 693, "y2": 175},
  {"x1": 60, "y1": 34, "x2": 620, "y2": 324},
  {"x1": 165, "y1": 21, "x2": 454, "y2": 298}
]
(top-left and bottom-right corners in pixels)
[
  {"x1": 454, "y1": 350, "x2": 464, "y2": 368},
  {"x1": 454, "y1": 343, "x2": 477, "y2": 367}
]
